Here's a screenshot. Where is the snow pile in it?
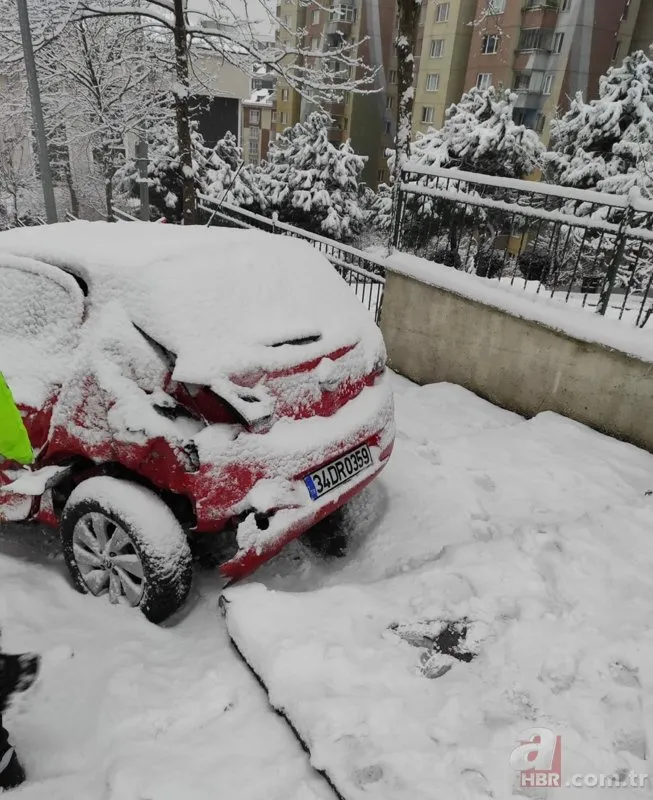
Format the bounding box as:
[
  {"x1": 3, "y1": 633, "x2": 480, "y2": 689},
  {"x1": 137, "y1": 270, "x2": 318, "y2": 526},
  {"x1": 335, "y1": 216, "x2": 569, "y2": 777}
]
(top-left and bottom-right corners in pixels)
[
  {"x1": 3, "y1": 378, "x2": 653, "y2": 798},
  {"x1": 0, "y1": 538, "x2": 332, "y2": 800},
  {"x1": 225, "y1": 381, "x2": 653, "y2": 799}
]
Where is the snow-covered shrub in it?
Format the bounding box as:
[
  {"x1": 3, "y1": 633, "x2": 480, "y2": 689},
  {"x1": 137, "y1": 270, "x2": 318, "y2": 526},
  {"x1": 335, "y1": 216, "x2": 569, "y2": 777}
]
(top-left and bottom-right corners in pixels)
[
  {"x1": 548, "y1": 51, "x2": 653, "y2": 291},
  {"x1": 257, "y1": 111, "x2": 367, "y2": 241}
]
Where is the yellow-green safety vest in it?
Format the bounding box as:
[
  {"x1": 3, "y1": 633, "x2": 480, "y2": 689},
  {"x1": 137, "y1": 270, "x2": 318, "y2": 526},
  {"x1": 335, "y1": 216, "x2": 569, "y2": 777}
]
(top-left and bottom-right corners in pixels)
[{"x1": 0, "y1": 372, "x2": 34, "y2": 466}]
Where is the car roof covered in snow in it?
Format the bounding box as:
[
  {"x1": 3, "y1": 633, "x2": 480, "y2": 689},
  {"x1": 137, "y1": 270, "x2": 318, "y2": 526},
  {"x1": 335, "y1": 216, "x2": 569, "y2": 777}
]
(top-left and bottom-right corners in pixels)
[{"x1": 0, "y1": 221, "x2": 383, "y2": 383}]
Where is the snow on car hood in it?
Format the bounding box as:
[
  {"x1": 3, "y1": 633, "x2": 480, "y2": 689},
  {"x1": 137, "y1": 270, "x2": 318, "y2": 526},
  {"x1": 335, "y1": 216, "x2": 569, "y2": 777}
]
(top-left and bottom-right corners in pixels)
[{"x1": 0, "y1": 222, "x2": 385, "y2": 386}]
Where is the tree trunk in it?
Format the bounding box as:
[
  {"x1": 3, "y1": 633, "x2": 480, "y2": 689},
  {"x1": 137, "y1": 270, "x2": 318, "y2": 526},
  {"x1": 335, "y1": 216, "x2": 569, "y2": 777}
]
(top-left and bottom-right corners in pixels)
[
  {"x1": 104, "y1": 173, "x2": 114, "y2": 221},
  {"x1": 63, "y1": 157, "x2": 80, "y2": 218},
  {"x1": 389, "y1": 0, "x2": 420, "y2": 248},
  {"x1": 172, "y1": 0, "x2": 197, "y2": 225}
]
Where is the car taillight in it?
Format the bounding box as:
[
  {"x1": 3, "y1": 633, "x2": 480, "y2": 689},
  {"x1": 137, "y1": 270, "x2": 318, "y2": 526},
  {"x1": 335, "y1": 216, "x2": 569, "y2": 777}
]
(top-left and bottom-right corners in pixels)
[
  {"x1": 170, "y1": 383, "x2": 243, "y2": 426},
  {"x1": 210, "y1": 378, "x2": 276, "y2": 432}
]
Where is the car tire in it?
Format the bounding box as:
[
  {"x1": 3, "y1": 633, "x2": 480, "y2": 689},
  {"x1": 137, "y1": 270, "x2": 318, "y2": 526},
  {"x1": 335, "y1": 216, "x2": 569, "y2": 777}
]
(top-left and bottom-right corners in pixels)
[{"x1": 60, "y1": 476, "x2": 193, "y2": 624}]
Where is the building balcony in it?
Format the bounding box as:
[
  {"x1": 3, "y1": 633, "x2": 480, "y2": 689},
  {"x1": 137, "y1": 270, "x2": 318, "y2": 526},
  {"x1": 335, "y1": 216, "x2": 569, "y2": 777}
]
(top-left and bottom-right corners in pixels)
[
  {"x1": 327, "y1": 17, "x2": 354, "y2": 35},
  {"x1": 522, "y1": 0, "x2": 559, "y2": 10}
]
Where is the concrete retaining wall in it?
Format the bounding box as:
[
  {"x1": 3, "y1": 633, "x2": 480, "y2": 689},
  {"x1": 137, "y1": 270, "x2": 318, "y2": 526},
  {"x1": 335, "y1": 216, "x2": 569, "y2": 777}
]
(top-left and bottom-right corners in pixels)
[{"x1": 380, "y1": 269, "x2": 653, "y2": 452}]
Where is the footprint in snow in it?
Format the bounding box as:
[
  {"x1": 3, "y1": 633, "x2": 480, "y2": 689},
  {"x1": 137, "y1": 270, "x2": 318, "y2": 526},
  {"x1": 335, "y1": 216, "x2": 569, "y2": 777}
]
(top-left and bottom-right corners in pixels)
[{"x1": 461, "y1": 768, "x2": 493, "y2": 798}]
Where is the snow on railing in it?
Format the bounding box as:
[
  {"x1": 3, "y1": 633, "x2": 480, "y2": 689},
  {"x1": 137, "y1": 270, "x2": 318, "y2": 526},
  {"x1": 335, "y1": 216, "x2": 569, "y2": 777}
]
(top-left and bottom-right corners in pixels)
[{"x1": 396, "y1": 164, "x2": 653, "y2": 327}]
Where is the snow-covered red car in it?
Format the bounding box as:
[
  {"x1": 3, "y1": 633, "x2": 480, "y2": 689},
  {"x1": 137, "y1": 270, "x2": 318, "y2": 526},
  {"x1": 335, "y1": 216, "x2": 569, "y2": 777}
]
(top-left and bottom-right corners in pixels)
[{"x1": 0, "y1": 222, "x2": 394, "y2": 622}]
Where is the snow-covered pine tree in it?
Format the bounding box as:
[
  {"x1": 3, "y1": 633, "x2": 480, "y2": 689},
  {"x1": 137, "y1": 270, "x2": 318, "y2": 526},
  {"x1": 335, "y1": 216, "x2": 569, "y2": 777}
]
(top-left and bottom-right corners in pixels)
[
  {"x1": 548, "y1": 50, "x2": 653, "y2": 293},
  {"x1": 203, "y1": 131, "x2": 265, "y2": 209},
  {"x1": 258, "y1": 111, "x2": 367, "y2": 241},
  {"x1": 121, "y1": 122, "x2": 264, "y2": 221},
  {"x1": 410, "y1": 86, "x2": 544, "y2": 178},
  {"x1": 548, "y1": 50, "x2": 653, "y2": 194}
]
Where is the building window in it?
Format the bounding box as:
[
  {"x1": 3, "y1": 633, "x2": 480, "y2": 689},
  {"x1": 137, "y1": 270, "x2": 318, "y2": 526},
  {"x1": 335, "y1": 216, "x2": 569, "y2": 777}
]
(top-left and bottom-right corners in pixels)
[
  {"x1": 519, "y1": 28, "x2": 541, "y2": 51},
  {"x1": 534, "y1": 113, "x2": 546, "y2": 134},
  {"x1": 248, "y1": 139, "x2": 259, "y2": 157},
  {"x1": 561, "y1": 0, "x2": 571, "y2": 9},
  {"x1": 271, "y1": 110, "x2": 277, "y2": 122},
  {"x1": 377, "y1": 169, "x2": 387, "y2": 183},
  {"x1": 552, "y1": 32, "x2": 564, "y2": 53},
  {"x1": 421, "y1": 106, "x2": 434, "y2": 124},
  {"x1": 276, "y1": 4, "x2": 281, "y2": 15},
  {"x1": 542, "y1": 73, "x2": 554, "y2": 94},
  {"x1": 384, "y1": 120, "x2": 391, "y2": 134},
  {"x1": 486, "y1": 0, "x2": 506, "y2": 12},
  {"x1": 249, "y1": 109, "x2": 260, "y2": 124},
  {"x1": 331, "y1": 5, "x2": 356, "y2": 21},
  {"x1": 481, "y1": 34, "x2": 500, "y2": 54},
  {"x1": 476, "y1": 72, "x2": 492, "y2": 90},
  {"x1": 513, "y1": 73, "x2": 531, "y2": 92},
  {"x1": 435, "y1": 2, "x2": 449, "y2": 22},
  {"x1": 430, "y1": 38, "x2": 445, "y2": 58},
  {"x1": 312, "y1": 9, "x2": 320, "y2": 24},
  {"x1": 282, "y1": 15, "x2": 291, "y2": 26},
  {"x1": 388, "y1": 69, "x2": 397, "y2": 83},
  {"x1": 426, "y1": 73, "x2": 440, "y2": 91},
  {"x1": 280, "y1": 111, "x2": 288, "y2": 124},
  {"x1": 386, "y1": 94, "x2": 394, "y2": 109},
  {"x1": 311, "y1": 36, "x2": 319, "y2": 50},
  {"x1": 281, "y1": 87, "x2": 289, "y2": 101}
]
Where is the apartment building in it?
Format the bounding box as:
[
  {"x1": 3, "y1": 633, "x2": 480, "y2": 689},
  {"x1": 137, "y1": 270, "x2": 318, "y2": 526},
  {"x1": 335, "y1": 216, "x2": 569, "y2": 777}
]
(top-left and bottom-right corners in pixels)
[
  {"x1": 274, "y1": 0, "x2": 396, "y2": 188},
  {"x1": 241, "y1": 86, "x2": 277, "y2": 167},
  {"x1": 412, "y1": 0, "x2": 477, "y2": 134},
  {"x1": 463, "y1": 0, "x2": 631, "y2": 142},
  {"x1": 624, "y1": 0, "x2": 653, "y2": 58}
]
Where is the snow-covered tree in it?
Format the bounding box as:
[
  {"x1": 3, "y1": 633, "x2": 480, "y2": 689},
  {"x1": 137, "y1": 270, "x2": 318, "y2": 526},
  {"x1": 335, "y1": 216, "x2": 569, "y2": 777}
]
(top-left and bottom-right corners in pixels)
[
  {"x1": 410, "y1": 86, "x2": 545, "y2": 178},
  {"x1": 548, "y1": 51, "x2": 653, "y2": 194},
  {"x1": 548, "y1": 51, "x2": 653, "y2": 295},
  {"x1": 124, "y1": 122, "x2": 263, "y2": 222},
  {"x1": 51, "y1": 0, "x2": 377, "y2": 225},
  {"x1": 390, "y1": 0, "x2": 421, "y2": 241},
  {"x1": 257, "y1": 111, "x2": 367, "y2": 241},
  {"x1": 203, "y1": 131, "x2": 264, "y2": 208},
  {"x1": 0, "y1": 76, "x2": 29, "y2": 225}
]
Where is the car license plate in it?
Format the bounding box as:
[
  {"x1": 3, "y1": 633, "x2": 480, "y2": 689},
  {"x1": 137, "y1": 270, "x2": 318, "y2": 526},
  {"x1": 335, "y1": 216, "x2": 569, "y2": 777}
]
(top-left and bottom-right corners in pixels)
[{"x1": 304, "y1": 444, "x2": 373, "y2": 501}]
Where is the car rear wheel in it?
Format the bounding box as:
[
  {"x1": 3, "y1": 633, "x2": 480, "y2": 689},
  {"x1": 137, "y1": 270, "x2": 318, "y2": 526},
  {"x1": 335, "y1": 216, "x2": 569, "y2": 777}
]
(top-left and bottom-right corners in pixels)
[{"x1": 60, "y1": 476, "x2": 193, "y2": 624}]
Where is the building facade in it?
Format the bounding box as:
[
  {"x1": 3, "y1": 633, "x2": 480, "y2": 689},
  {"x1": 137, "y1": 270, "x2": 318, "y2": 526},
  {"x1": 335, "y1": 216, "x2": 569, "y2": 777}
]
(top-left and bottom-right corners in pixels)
[
  {"x1": 462, "y1": 0, "x2": 635, "y2": 143},
  {"x1": 412, "y1": 0, "x2": 477, "y2": 134},
  {"x1": 241, "y1": 86, "x2": 277, "y2": 167}
]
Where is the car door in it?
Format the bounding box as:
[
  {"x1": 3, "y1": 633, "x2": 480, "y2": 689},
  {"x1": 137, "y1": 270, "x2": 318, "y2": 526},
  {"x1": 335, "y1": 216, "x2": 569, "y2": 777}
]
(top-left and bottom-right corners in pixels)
[{"x1": 0, "y1": 257, "x2": 84, "y2": 521}]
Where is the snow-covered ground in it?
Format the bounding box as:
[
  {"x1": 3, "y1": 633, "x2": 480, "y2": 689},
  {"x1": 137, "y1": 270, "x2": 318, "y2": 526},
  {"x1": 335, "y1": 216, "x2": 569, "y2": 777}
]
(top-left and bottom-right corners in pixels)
[{"x1": 3, "y1": 375, "x2": 653, "y2": 798}]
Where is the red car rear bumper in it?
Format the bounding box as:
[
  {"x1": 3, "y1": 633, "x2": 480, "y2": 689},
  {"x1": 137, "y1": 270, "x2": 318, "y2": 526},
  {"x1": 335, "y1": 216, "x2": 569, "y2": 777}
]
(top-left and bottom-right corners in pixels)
[{"x1": 220, "y1": 437, "x2": 394, "y2": 580}]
